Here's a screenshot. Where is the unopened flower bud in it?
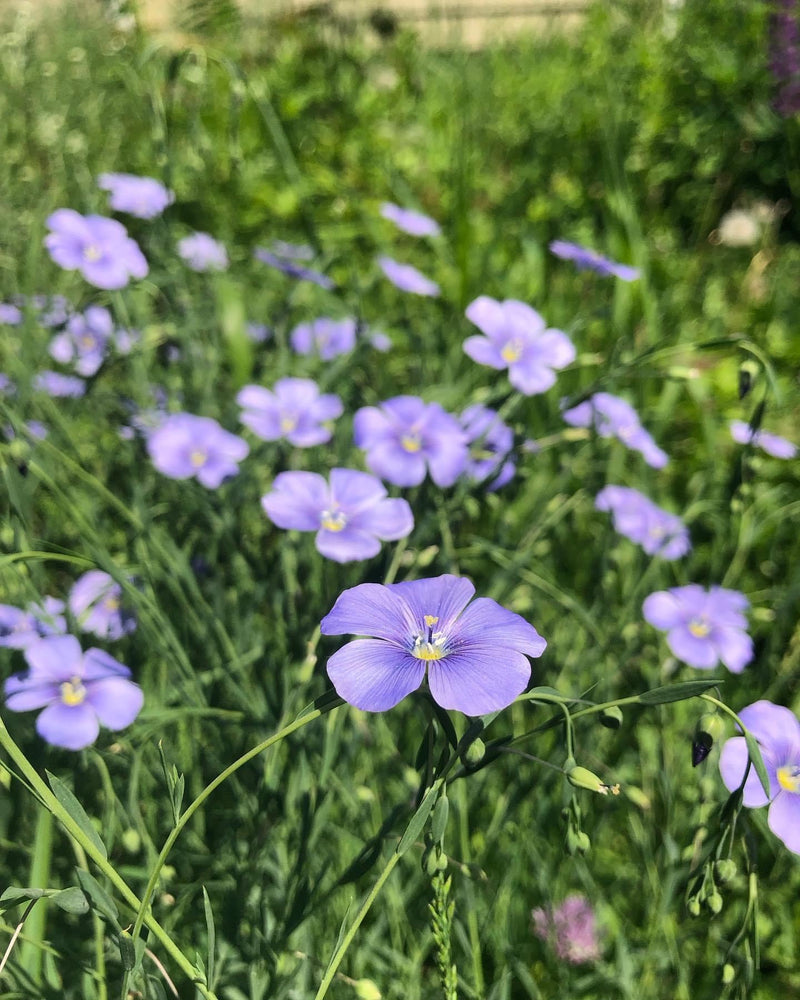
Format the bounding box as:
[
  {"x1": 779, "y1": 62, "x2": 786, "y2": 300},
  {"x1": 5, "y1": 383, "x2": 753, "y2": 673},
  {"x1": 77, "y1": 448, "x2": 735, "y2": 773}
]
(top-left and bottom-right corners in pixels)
[
  {"x1": 722, "y1": 963, "x2": 736, "y2": 985},
  {"x1": 354, "y1": 979, "x2": 382, "y2": 1000},
  {"x1": 567, "y1": 765, "x2": 619, "y2": 796},
  {"x1": 600, "y1": 706, "x2": 623, "y2": 729},
  {"x1": 463, "y1": 737, "x2": 486, "y2": 766},
  {"x1": 687, "y1": 897, "x2": 701, "y2": 917},
  {"x1": 714, "y1": 859, "x2": 738, "y2": 884},
  {"x1": 707, "y1": 890, "x2": 723, "y2": 915},
  {"x1": 566, "y1": 826, "x2": 591, "y2": 855}
]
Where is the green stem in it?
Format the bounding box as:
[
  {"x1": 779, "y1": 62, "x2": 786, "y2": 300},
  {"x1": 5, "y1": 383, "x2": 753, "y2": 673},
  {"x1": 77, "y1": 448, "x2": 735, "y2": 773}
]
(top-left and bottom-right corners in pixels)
[
  {"x1": 456, "y1": 780, "x2": 484, "y2": 998},
  {"x1": 18, "y1": 806, "x2": 52, "y2": 982}
]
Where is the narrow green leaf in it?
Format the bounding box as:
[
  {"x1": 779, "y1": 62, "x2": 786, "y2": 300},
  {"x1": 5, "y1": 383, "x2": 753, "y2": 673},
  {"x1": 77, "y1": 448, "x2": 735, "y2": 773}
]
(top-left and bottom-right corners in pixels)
[
  {"x1": 76, "y1": 869, "x2": 119, "y2": 926},
  {"x1": 431, "y1": 794, "x2": 449, "y2": 845},
  {"x1": 203, "y1": 886, "x2": 216, "y2": 988},
  {"x1": 397, "y1": 782, "x2": 441, "y2": 857},
  {"x1": 0, "y1": 887, "x2": 46, "y2": 912},
  {"x1": 52, "y1": 887, "x2": 90, "y2": 915},
  {"x1": 46, "y1": 771, "x2": 107, "y2": 860},
  {"x1": 636, "y1": 679, "x2": 721, "y2": 705},
  {"x1": 745, "y1": 732, "x2": 771, "y2": 799}
]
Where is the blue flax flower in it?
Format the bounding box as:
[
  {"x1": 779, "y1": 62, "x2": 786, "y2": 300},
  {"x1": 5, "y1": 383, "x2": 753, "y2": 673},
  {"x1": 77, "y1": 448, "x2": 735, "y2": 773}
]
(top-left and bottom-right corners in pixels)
[
  {"x1": 595, "y1": 485, "x2": 690, "y2": 559},
  {"x1": 643, "y1": 585, "x2": 752, "y2": 673},
  {"x1": 730, "y1": 420, "x2": 796, "y2": 459},
  {"x1": 49, "y1": 305, "x2": 113, "y2": 377},
  {"x1": 320, "y1": 574, "x2": 546, "y2": 713},
  {"x1": 70, "y1": 571, "x2": 137, "y2": 641},
  {"x1": 4, "y1": 635, "x2": 143, "y2": 750},
  {"x1": 377, "y1": 256, "x2": 440, "y2": 297},
  {"x1": 177, "y1": 232, "x2": 228, "y2": 272},
  {"x1": 44, "y1": 209, "x2": 148, "y2": 289},
  {"x1": 33, "y1": 371, "x2": 86, "y2": 397},
  {"x1": 549, "y1": 240, "x2": 639, "y2": 281},
  {"x1": 290, "y1": 317, "x2": 357, "y2": 360},
  {"x1": 262, "y1": 468, "x2": 413, "y2": 563},
  {"x1": 461, "y1": 403, "x2": 516, "y2": 490},
  {"x1": 562, "y1": 392, "x2": 668, "y2": 468},
  {"x1": 0, "y1": 598, "x2": 66, "y2": 649},
  {"x1": 380, "y1": 202, "x2": 441, "y2": 237},
  {"x1": 238, "y1": 378, "x2": 342, "y2": 446},
  {"x1": 147, "y1": 413, "x2": 248, "y2": 488},
  {"x1": 720, "y1": 700, "x2": 800, "y2": 854},
  {"x1": 98, "y1": 172, "x2": 174, "y2": 219}
]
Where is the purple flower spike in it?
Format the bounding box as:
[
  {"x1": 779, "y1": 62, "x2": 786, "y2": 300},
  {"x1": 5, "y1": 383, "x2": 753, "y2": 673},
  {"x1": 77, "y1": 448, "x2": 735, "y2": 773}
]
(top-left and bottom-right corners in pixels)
[
  {"x1": 562, "y1": 392, "x2": 668, "y2": 468},
  {"x1": 4, "y1": 635, "x2": 143, "y2": 750},
  {"x1": 98, "y1": 172, "x2": 175, "y2": 219},
  {"x1": 730, "y1": 420, "x2": 796, "y2": 459},
  {"x1": 380, "y1": 202, "x2": 441, "y2": 237},
  {"x1": 147, "y1": 413, "x2": 248, "y2": 488},
  {"x1": 643, "y1": 585, "x2": 752, "y2": 673},
  {"x1": 34, "y1": 371, "x2": 87, "y2": 398},
  {"x1": 377, "y1": 256, "x2": 440, "y2": 297},
  {"x1": 262, "y1": 468, "x2": 414, "y2": 563},
  {"x1": 595, "y1": 485, "x2": 690, "y2": 559},
  {"x1": 464, "y1": 296, "x2": 575, "y2": 396},
  {"x1": 49, "y1": 305, "x2": 113, "y2": 377},
  {"x1": 0, "y1": 597, "x2": 66, "y2": 649},
  {"x1": 44, "y1": 209, "x2": 148, "y2": 290},
  {"x1": 719, "y1": 700, "x2": 800, "y2": 854},
  {"x1": 254, "y1": 247, "x2": 335, "y2": 289},
  {"x1": 237, "y1": 378, "x2": 343, "y2": 447},
  {"x1": 290, "y1": 317, "x2": 357, "y2": 360},
  {"x1": 461, "y1": 403, "x2": 516, "y2": 490},
  {"x1": 549, "y1": 240, "x2": 640, "y2": 281},
  {"x1": 354, "y1": 396, "x2": 468, "y2": 488},
  {"x1": 70, "y1": 570, "x2": 137, "y2": 640},
  {"x1": 321, "y1": 574, "x2": 546, "y2": 713},
  {"x1": 177, "y1": 232, "x2": 228, "y2": 272},
  {"x1": 532, "y1": 895, "x2": 602, "y2": 964}
]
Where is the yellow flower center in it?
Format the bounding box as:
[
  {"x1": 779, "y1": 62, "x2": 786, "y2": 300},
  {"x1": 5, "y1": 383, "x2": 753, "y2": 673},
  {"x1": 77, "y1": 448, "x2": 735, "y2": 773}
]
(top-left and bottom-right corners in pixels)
[
  {"x1": 501, "y1": 339, "x2": 523, "y2": 363},
  {"x1": 81, "y1": 334, "x2": 96, "y2": 350},
  {"x1": 83, "y1": 244, "x2": 102, "y2": 262},
  {"x1": 689, "y1": 619, "x2": 710, "y2": 638},
  {"x1": 401, "y1": 433, "x2": 422, "y2": 453},
  {"x1": 190, "y1": 449, "x2": 207, "y2": 468},
  {"x1": 61, "y1": 677, "x2": 87, "y2": 706},
  {"x1": 280, "y1": 415, "x2": 298, "y2": 433},
  {"x1": 777, "y1": 764, "x2": 800, "y2": 793},
  {"x1": 320, "y1": 509, "x2": 347, "y2": 532},
  {"x1": 412, "y1": 614, "x2": 446, "y2": 661},
  {"x1": 103, "y1": 596, "x2": 120, "y2": 612}
]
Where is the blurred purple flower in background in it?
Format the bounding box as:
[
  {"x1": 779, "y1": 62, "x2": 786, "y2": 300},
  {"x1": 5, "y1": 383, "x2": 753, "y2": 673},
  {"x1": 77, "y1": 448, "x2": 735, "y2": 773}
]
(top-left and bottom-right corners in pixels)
[
  {"x1": 643, "y1": 585, "x2": 752, "y2": 673},
  {"x1": 32, "y1": 294, "x2": 71, "y2": 328},
  {"x1": 0, "y1": 303, "x2": 22, "y2": 325},
  {"x1": 377, "y1": 256, "x2": 440, "y2": 296},
  {"x1": 768, "y1": 0, "x2": 800, "y2": 117},
  {"x1": 34, "y1": 371, "x2": 86, "y2": 398},
  {"x1": 0, "y1": 374, "x2": 16, "y2": 395},
  {"x1": 44, "y1": 209, "x2": 148, "y2": 289},
  {"x1": 147, "y1": 413, "x2": 248, "y2": 488},
  {"x1": 549, "y1": 240, "x2": 640, "y2": 281},
  {"x1": 719, "y1": 700, "x2": 800, "y2": 854},
  {"x1": 262, "y1": 468, "x2": 413, "y2": 563},
  {"x1": 4, "y1": 635, "x2": 143, "y2": 750},
  {"x1": 254, "y1": 245, "x2": 334, "y2": 289},
  {"x1": 595, "y1": 485, "x2": 690, "y2": 559},
  {"x1": 464, "y1": 296, "x2": 575, "y2": 395},
  {"x1": 238, "y1": 378, "x2": 343, "y2": 446},
  {"x1": 354, "y1": 395, "x2": 468, "y2": 488},
  {"x1": 320, "y1": 574, "x2": 546, "y2": 713},
  {"x1": 0, "y1": 597, "x2": 66, "y2": 649},
  {"x1": 532, "y1": 895, "x2": 602, "y2": 964},
  {"x1": 460, "y1": 403, "x2": 516, "y2": 490},
  {"x1": 290, "y1": 317, "x2": 357, "y2": 360},
  {"x1": 730, "y1": 419, "x2": 796, "y2": 459},
  {"x1": 98, "y1": 172, "x2": 175, "y2": 219},
  {"x1": 562, "y1": 392, "x2": 668, "y2": 468},
  {"x1": 3, "y1": 420, "x2": 48, "y2": 443},
  {"x1": 380, "y1": 202, "x2": 441, "y2": 237},
  {"x1": 49, "y1": 305, "x2": 113, "y2": 377},
  {"x1": 246, "y1": 322, "x2": 271, "y2": 343},
  {"x1": 177, "y1": 232, "x2": 228, "y2": 272},
  {"x1": 69, "y1": 570, "x2": 137, "y2": 640}
]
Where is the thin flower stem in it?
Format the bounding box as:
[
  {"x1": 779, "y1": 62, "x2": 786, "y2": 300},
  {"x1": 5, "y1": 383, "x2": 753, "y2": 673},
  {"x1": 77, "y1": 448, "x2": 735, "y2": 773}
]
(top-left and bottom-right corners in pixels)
[{"x1": 456, "y1": 780, "x2": 484, "y2": 998}]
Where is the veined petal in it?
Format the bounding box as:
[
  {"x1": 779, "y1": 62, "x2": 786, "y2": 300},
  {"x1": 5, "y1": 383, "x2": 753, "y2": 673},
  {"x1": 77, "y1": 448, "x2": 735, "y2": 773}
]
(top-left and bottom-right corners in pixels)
[
  {"x1": 465, "y1": 296, "x2": 506, "y2": 338},
  {"x1": 353, "y1": 406, "x2": 390, "y2": 447},
  {"x1": 428, "y1": 645, "x2": 531, "y2": 714},
  {"x1": 713, "y1": 628, "x2": 753, "y2": 674},
  {"x1": 463, "y1": 335, "x2": 506, "y2": 370},
  {"x1": 719, "y1": 736, "x2": 774, "y2": 807},
  {"x1": 455, "y1": 597, "x2": 546, "y2": 657},
  {"x1": 321, "y1": 583, "x2": 411, "y2": 642},
  {"x1": 326, "y1": 639, "x2": 425, "y2": 711},
  {"x1": 642, "y1": 591, "x2": 684, "y2": 629},
  {"x1": 316, "y1": 528, "x2": 381, "y2": 563},
  {"x1": 329, "y1": 468, "x2": 386, "y2": 513},
  {"x1": 768, "y1": 792, "x2": 800, "y2": 854},
  {"x1": 25, "y1": 635, "x2": 83, "y2": 681},
  {"x1": 388, "y1": 575, "x2": 475, "y2": 635},
  {"x1": 738, "y1": 701, "x2": 800, "y2": 762},
  {"x1": 261, "y1": 472, "x2": 329, "y2": 530},
  {"x1": 364, "y1": 440, "x2": 427, "y2": 487},
  {"x1": 509, "y1": 361, "x2": 557, "y2": 396},
  {"x1": 5, "y1": 675, "x2": 60, "y2": 711},
  {"x1": 87, "y1": 677, "x2": 144, "y2": 729},
  {"x1": 36, "y1": 701, "x2": 100, "y2": 750},
  {"x1": 350, "y1": 498, "x2": 413, "y2": 541},
  {"x1": 666, "y1": 626, "x2": 719, "y2": 669}
]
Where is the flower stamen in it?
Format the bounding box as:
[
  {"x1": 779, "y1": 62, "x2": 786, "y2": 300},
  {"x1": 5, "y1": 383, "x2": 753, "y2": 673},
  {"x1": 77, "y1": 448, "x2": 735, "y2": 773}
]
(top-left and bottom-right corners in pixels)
[
  {"x1": 777, "y1": 763, "x2": 800, "y2": 793},
  {"x1": 60, "y1": 677, "x2": 87, "y2": 706}
]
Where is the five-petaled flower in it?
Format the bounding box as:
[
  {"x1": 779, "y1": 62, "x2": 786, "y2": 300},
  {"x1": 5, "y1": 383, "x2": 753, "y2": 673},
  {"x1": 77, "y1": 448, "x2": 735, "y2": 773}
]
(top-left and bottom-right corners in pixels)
[
  {"x1": 380, "y1": 203, "x2": 441, "y2": 237},
  {"x1": 44, "y1": 209, "x2": 149, "y2": 290},
  {"x1": 290, "y1": 318, "x2": 357, "y2": 360},
  {"x1": 460, "y1": 403, "x2": 516, "y2": 490},
  {"x1": 49, "y1": 305, "x2": 113, "y2": 377},
  {"x1": 262, "y1": 468, "x2": 414, "y2": 563},
  {"x1": 237, "y1": 378, "x2": 343, "y2": 447},
  {"x1": 177, "y1": 232, "x2": 228, "y2": 272},
  {"x1": 354, "y1": 395, "x2": 468, "y2": 488},
  {"x1": 595, "y1": 485, "x2": 690, "y2": 559},
  {"x1": 643, "y1": 585, "x2": 752, "y2": 673},
  {"x1": 719, "y1": 700, "x2": 800, "y2": 854},
  {"x1": 0, "y1": 598, "x2": 66, "y2": 649},
  {"x1": 730, "y1": 420, "x2": 796, "y2": 459},
  {"x1": 320, "y1": 574, "x2": 546, "y2": 713},
  {"x1": 377, "y1": 256, "x2": 440, "y2": 296},
  {"x1": 562, "y1": 392, "x2": 668, "y2": 468},
  {"x1": 70, "y1": 570, "x2": 137, "y2": 641},
  {"x1": 464, "y1": 296, "x2": 576, "y2": 396},
  {"x1": 98, "y1": 172, "x2": 174, "y2": 219},
  {"x1": 147, "y1": 412, "x2": 249, "y2": 488},
  {"x1": 4, "y1": 635, "x2": 144, "y2": 750},
  {"x1": 549, "y1": 240, "x2": 640, "y2": 281}
]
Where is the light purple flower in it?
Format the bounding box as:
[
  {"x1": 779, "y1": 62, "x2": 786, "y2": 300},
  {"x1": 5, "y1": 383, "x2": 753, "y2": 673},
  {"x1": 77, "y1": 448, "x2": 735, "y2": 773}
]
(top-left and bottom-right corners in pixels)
[
  {"x1": 113, "y1": 327, "x2": 141, "y2": 354},
  {"x1": 3, "y1": 420, "x2": 48, "y2": 442},
  {"x1": 49, "y1": 305, "x2": 113, "y2": 377},
  {"x1": 719, "y1": 700, "x2": 800, "y2": 854},
  {"x1": 4, "y1": 635, "x2": 143, "y2": 750},
  {"x1": 377, "y1": 256, "x2": 440, "y2": 297},
  {"x1": 320, "y1": 574, "x2": 546, "y2": 713},
  {"x1": 246, "y1": 322, "x2": 271, "y2": 343},
  {"x1": 643, "y1": 585, "x2": 752, "y2": 673},
  {"x1": 595, "y1": 485, "x2": 690, "y2": 559},
  {"x1": 262, "y1": 468, "x2": 413, "y2": 563},
  {"x1": 0, "y1": 598, "x2": 66, "y2": 649},
  {"x1": 380, "y1": 202, "x2": 441, "y2": 237},
  {"x1": 0, "y1": 374, "x2": 16, "y2": 395},
  {"x1": 562, "y1": 392, "x2": 668, "y2": 468},
  {"x1": 34, "y1": 371, "x2": 87, "y2": 398},
  {"x1": 730, "y1": 420, "x2": 796, "y2": 459},
  {"x1": 70, "y1": 570, "x2": 137, "y2": 640},
  {"x1": 147, "y1": 413, "x2": 248, "y2": 488},
  {"x1": 549, "y1": 240, "x2": 640, "y2": 281},
  {"x1": 290, "y1": 317, "x2": 357, "y2": 360},
  {"x1": 44, "y1": 209, "x2": 148, "y2": 290},
  {"x1": 177, "y1": 232, "x2": 228, "y2": 272},
  {"x1": 237, "y1": 378, "x2": 343, "y2": 447},
  {"x1": 354, "y1": 396, "x2": 468, "y2": 488},
  {"x1": 98, "y1": 172, "x2": 175, "y2": 219},
  {"x1": 461, "y1": 403, "x2": 516, "y2": 490},
  {"x1": 254, "y1": 247, "x2": 334, "y2": 289},
  {"x1": 532, "y1": 895, "x2": 602, "y2": 964},
  {"x1": 32, "y1": 294, "x2": 71, "y2": 328},
  {"x1": 368, "y1": 330, "x2": 392, "y2": 352},
  {"x1": 0, "y1": 303, "x2": 22, "y2": 325},
  {"x1": 464, "y1": 296, "x2": 575, "y2": 396}
]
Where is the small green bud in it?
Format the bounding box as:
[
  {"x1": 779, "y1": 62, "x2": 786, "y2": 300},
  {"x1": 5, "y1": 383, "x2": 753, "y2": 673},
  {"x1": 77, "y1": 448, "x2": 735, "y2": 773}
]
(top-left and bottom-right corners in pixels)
[
  {"x1": 463, "y1": 738, "x2": 486, "y2": 766},
  {"x1": 707, "y1": 891, "x2": 723, "y2": 915},
  {"x1": 600, "y1": 706, "x2": 623, "y2": 729},
  {"x1": 687, "y1": 897, "x2": 701, "y2": 917},
  {"x1": 714, "y1": 859, "x2": 738, "y2": 884},
  {"x1": 354, "y1": 979, "x2": 382, "y2": 1000},
  {"x1": 566, "y1": 826, "x2": 590, "y2": 855},
  {"x1": 423, "y1": 846, "x2": 439, "y2": 878},
  {"x1": 722, "y1": 963, "x2": 736, "y2": 985},
  {"x1": 566, "y1": 765, "x2": 620, "y2": 796},
  {"x1": 120, "y1": 828, "x2": 141, "y2": 854}
]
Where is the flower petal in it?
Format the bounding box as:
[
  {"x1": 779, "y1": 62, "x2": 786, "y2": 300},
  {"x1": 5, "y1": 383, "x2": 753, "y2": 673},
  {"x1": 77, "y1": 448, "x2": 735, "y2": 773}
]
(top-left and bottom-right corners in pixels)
[
  {"x1": 316, "y1": 528, "x2": 381, "y2": 563},
  {"x1": 428, "y1": 645, "x2": 531, "y2": 714},
  {"x1": 261, "y1": 472, "x2": 329, "y2": 531},
  {"x1": 666, "y1": 626, "x2": 719, "y2": 669},
  {"x1": 713, "y1": 628, "x2": 753, "y2": 674},
  {"x1": 350, "y1": 498, "x2": 413, "y2": 541},
  {"x1": 4, "y1": 674, "x2": 60, "y2": 711},
  {"x1": 642, "y1": 591, "x2": 685, "y2": 629},
  {"x1": 326, "y1": 639, "x2": 425, "y2": 711},
  {"x1": 321, "y1": 583, "x2": 411, "y2": 642},
  {"x1": 455, "y1": 597, "x2": 547, "y2": 658},
  {"x1": 388, "y1": 575, "x2": 475, "y2": 634},
  {"x1": 767, "y1": 791, "x2": 800, "y2": 854},
  {"x1": 87, "y1": 677, "x2": 144, "y2": 730},
  {"x1": 25, "y1": 635, "x2": 83, "y2": 681},
  {"x1": 36, "y1": 701, "x2": 100, "y2": 750},
  {"x1": 719, "y1": 735, "x2": 775, "y2": 806}
]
